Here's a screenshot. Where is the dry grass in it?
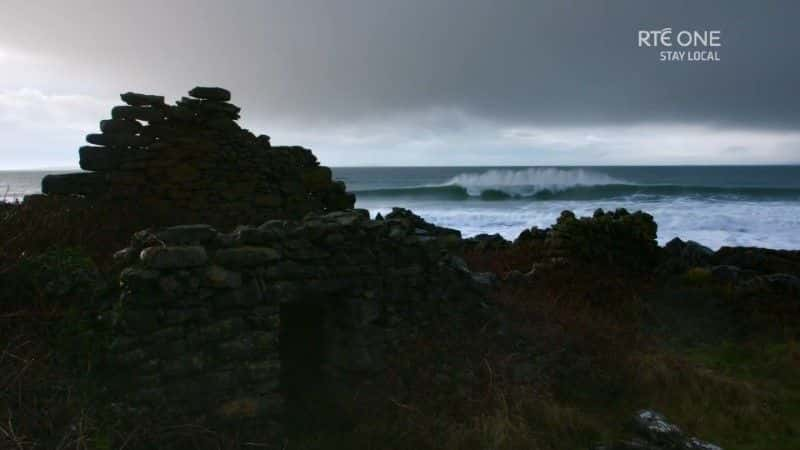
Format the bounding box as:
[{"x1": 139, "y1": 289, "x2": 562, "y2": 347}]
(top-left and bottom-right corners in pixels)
[
  {"x1": 455, "y1": 247, "x2": 800, "y2": 450},
  {"x1": 1, "y1": 205, "x2": 798, "y2": 449},
  {"x1": 0, "y1": 309, "x2": 100, "y2": 450}
]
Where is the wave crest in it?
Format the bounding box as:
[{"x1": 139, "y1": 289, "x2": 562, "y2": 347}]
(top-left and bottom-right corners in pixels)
[
  {"x1": 443, "y1": 168, "x2": 629, "y2": 196},
  {"x1": 352, "y1": 167, "x2": 800, "y2": 202}
]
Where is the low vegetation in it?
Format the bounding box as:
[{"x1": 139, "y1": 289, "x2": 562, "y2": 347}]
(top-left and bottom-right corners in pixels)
[{"x1": 1, "y1": 202, "x2": 798, "y2": 449}]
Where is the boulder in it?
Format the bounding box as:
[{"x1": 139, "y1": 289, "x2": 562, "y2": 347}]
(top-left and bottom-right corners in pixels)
[
  {"x1": 663, "y1": 238, "x2": 715, "y2": 267},
  {"x1": 385, "y1": 207, "x2": 462, "y2": 241},
  {"x1": 188, "y1": 86, "x2": 231, "y2": 101}
]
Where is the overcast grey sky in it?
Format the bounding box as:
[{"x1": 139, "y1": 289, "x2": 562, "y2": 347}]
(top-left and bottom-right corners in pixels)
[{"x1": 1, "y1": 0, "x2": 798, "y2": 168}]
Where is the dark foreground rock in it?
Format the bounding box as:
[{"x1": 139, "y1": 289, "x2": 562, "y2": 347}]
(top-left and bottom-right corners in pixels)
[
  {"x1": 484, "y1": 208, "x2": 660, "y2": 270},
  {"x1": 659, "y1": 240, "x2": 800, "y2": 301},
  {"x1": 662, "y1": 237, "x2": 715, "y2": 271},
  {"x1": 715, "y1": 246, "x2": 800, "y2": 277},
  {"x1": 381, "y1": 207, "x2": 462, "y2": 247}
]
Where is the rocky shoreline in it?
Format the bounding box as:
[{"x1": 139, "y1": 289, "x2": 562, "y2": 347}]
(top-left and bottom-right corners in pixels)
[{"x1": 462, "y1": 209, "x2": 800, "y2": 301}]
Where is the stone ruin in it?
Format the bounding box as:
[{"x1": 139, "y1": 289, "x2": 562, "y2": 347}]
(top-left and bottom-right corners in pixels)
[
  {"x1": 40, "y1": 87, "x2": 354, "y2": 227},
  {"x1": 30, "y1": 85, "x2": 491, "y2": 445},
  {"x1": 105, "y1": 209, "x2": 489, "y2": 443}
]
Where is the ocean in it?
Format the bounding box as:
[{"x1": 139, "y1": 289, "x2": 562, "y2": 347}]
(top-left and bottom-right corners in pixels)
[{"x1": 3, "y1": 166, "x2": 800, "y2": 250}]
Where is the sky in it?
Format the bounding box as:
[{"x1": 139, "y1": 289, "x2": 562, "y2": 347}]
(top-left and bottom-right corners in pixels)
[{"x1": 1, "y1": 0, "x2": 799, "y2": 169}]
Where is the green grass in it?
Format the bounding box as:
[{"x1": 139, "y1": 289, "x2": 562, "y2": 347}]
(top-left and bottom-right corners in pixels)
[{"x1": 680, "y1": 340, "x2": 800, "y2": 449}]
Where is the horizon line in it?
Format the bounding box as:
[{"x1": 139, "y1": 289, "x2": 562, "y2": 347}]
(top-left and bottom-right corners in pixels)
[{"x1": 2, "y1": 163, "x2": 800, "y2": 171}]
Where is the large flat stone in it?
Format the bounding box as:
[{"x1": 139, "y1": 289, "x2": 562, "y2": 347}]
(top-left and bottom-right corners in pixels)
[
  {"x1": 79, "y1": 146, "x2": 150, "y2": 171},
  {"x1": 120, "y1": 92, "x2": 165, "y2": 106},
  {"x1": 188, "y1": 86, "x2": 231, "y2": 101},
  {"x1": 99, "y1": 119, "x2": 143, "y2": 134},
  {"x1": 154, "y1": 224, "x2": 218, "y2": 245},
  {"x1": 41, "y1": 172, "x2": 107, "y2": 195},
  {"x1": 86, "y1": 133, "x2": 155, "y2": 148},
  {"x1": 79, "y1": 146, "x2": 114, "y2": 171}
]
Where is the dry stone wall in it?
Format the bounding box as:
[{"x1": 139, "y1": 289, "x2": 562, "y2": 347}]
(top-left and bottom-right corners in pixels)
[
  {"x1": 40, "y1": 87, "x2": 354, "y2": 228},
  {"x1": 106, "y1": 209, "x2": 488, "y2": 441}
]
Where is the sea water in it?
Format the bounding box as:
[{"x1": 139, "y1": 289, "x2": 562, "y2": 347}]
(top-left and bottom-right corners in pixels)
[
  {"x1": 338, "y1": 166, "x2": 800, "y2": 250},
  {"x1": 3, "y1": 166, "x2": 800, "y2": 250}
]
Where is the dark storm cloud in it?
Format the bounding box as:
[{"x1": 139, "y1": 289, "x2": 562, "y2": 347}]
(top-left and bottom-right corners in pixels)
[{"x1": 1, "y1": 0, "x2": 797, "y2": 130}]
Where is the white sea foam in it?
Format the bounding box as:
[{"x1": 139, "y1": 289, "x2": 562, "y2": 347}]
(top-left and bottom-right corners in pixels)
[
  {"x1": 443, "y1": 168, "x2": 629, "y2": 196},
  {"x1": 357, "y1": 197, "x2": 800, "y2": 250}
]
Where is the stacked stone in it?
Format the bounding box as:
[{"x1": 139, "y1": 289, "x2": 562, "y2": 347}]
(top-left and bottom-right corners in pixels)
[
  {"x1": 105, "y1": 209, "x2": 491, "y2": 441},
  {"x1": 39, "y1": 87, "x2": 354, "y2": 229},
  {"x1": 78, "y1": 92, "x2": 167, "y2": 172}
]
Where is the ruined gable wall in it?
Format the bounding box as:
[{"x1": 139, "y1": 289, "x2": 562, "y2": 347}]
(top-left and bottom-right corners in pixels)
[{"x1": 39, "y1": 87, "x2": 354, "y2": 228}]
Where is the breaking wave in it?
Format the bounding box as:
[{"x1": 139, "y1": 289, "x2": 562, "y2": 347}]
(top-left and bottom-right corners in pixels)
[{"x1": 353, "y1": 168, "x2": 800, "y2": 202}]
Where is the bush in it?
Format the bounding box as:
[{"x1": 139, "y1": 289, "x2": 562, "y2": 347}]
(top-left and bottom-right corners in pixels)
[{"x1": 0, "y1": 247, "x2": 99, "y2": 308}]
